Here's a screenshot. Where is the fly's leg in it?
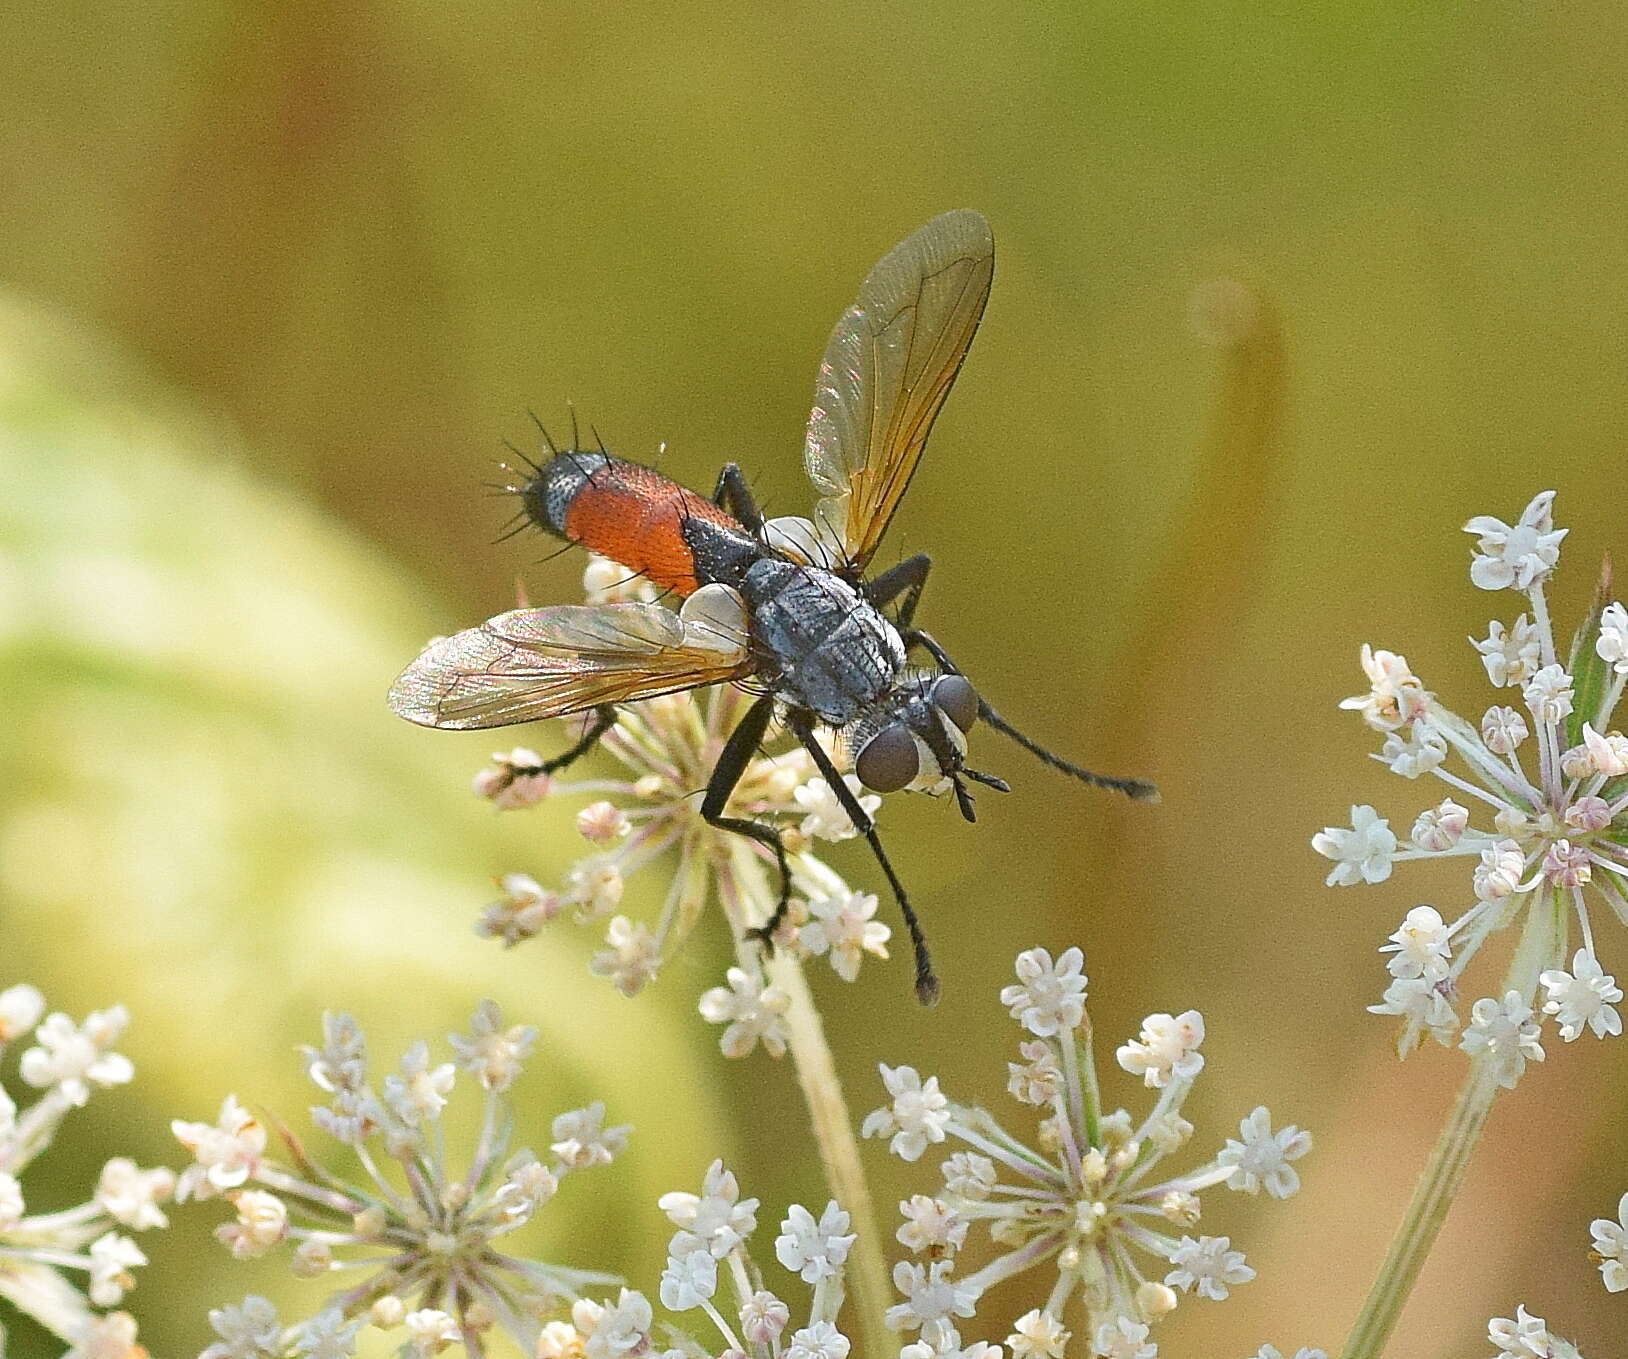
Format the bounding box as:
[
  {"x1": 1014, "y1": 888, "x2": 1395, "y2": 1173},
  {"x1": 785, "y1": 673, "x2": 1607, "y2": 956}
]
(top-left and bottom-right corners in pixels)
[
  {"x1": 865, "y1": 552, "x2": 932, "y2": 629},
  {"x1": 700, "y1": 691, "x2": 793, "y2": 946},
  {"x1": 711, "y1": 462, "x2": 764, "y2": 534},
  {"x1": 904, "y1": 627, "x2": 1159, "y2": 803},
  {"x1": 786, "y1": 709, "x2": 940, "y2": 1006},
  {"x1": 537, "y1": 705, "x2": 617, "y2": 775}
]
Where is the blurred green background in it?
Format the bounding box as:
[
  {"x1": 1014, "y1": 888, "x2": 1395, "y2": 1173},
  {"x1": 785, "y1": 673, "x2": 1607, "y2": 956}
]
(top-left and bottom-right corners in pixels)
[{"x1": 3, "y1": 1, "x2": 1627, "y2": 1354}]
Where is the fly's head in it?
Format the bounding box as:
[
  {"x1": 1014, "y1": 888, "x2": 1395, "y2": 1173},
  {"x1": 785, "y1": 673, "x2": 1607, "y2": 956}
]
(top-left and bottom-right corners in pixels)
[{"x1": 848, "y1": 671, "x2": 1008, "y2": 821}]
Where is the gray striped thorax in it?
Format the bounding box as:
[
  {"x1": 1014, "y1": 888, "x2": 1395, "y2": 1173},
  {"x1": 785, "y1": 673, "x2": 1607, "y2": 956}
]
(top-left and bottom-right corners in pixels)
[{"x1": 740, "y1": 558, "x2": 906, "y2": 726}]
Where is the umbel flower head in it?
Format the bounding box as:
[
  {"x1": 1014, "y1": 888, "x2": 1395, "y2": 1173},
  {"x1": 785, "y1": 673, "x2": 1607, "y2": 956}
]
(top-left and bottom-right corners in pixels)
[
  {"x1": 180, "y1": 1004, "x2": 621, "y2": 1358},
  {"x1": 862, "y1": 949, "x2": 1310, "y2": 1351},
  {"x1": 0, "y1": 983, "x2": 169, "y2": 1356},
  {"x1": 472, "y1": 555, "x2": 891, "y2": 1045},
  {"x1": 529, "y1": 1158, "x2": 1006, "y2": 1359},
  {"x1": 1486, "y1": 1304, "x2": 1588, "y2": 1359},
  {"x1": 1314, "y1": 492, "x2": 1628, "y2": 1083}
]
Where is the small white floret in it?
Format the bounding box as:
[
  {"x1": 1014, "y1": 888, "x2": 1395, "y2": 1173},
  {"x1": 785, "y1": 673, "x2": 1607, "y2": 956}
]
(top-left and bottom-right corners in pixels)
[{"x1": 1311, "y1": 806, "x2": 1397, "y2": 887}]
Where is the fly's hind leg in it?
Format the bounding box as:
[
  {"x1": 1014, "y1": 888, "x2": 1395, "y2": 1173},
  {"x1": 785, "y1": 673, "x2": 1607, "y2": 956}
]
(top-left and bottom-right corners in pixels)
[
  {"x1": 711, "y1": 463, "x2": 764, "y2": 534},
  {"x1": 700, "y1": 691, "x2": 793, "y2": 948}
]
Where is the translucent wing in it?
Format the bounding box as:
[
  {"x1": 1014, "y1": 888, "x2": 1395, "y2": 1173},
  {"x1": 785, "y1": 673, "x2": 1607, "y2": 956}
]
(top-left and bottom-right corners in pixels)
[
  {"x1": 803, "y1": 210, "x2": 995, "y2": 570},
  {"x1": 389, "y1": 589, "x2": 754, "y2": 730}
]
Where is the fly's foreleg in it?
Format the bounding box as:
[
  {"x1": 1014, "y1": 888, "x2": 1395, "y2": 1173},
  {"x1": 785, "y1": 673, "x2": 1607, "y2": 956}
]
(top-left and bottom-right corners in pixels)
[
  {"x1": 701, "y1": 691, "x2": 793, "y2": 946},
  {"x1": 787, "y1": 710, "x2": 940, "y2": 1006},
  {"x1": 711, "y1": 462, "x2": 764, "y2": 534},
  {"x1": 866, "y1": 552, "x2": 933, "y2": 630}
]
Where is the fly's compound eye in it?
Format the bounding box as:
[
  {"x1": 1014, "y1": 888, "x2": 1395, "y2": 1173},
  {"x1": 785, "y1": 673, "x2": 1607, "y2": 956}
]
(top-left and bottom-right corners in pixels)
[
  {"x1": 855, "y1": 723, "x2": 920, "y2": 793},
  {"x1": 932, "y1": 674, "x2": 979, "y2": 732}
]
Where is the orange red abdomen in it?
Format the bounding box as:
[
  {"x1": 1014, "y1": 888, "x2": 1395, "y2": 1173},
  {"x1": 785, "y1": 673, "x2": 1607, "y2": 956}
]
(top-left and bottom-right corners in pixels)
[{"x1": 522, "y1": 452, "x2": 749, "y2": 597}]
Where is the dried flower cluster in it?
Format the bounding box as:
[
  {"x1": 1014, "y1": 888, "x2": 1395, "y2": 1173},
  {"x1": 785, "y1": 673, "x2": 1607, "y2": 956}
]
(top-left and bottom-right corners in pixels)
[
  {"x1": 1314, "y1": 492, "x2": 1627, "y2": 1084},
  {"x1": 183, "y1": 1004, "x2": 621, "y2": 1357},
  {"x1": 0, "y1": 983, "x2": 168, "y2": 1357},
  {"x1": 862, "y1": 948, "x2": 1311, "y2": 1355}
]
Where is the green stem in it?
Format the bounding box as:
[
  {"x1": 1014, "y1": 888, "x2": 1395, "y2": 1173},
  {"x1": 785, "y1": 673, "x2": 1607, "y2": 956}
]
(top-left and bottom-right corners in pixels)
[
  {"x1": 769, "y1": 951, "x2": 893, "y2": 1356},
  {"x1": 1340, "y1": 890, "x2": 1561, "y2": 1359},
  {"x1": 1337, "y1": 1056, "x2": 1501, "y2": 1359}
]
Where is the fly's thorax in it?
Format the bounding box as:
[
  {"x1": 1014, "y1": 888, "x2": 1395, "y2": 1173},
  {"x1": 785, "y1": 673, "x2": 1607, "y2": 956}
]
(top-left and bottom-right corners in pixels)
[{"x1": 741, "y1": 559, "x2": 905, "y2": 725}]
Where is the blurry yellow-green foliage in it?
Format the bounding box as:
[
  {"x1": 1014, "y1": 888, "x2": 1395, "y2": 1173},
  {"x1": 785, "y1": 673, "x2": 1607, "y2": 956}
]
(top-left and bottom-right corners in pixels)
[{"x1": 3, "y1": 1, "x2": 1628, "y2": 1354}]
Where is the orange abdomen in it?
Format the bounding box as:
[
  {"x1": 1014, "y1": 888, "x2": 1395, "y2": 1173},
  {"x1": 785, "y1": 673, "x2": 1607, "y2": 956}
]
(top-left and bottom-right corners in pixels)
[{"x1": 524, "y1": 452, "x2": 748, "y2": 597}]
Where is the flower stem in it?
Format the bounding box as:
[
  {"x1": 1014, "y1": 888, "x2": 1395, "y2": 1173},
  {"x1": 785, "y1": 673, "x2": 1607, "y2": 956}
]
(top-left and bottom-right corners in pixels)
[
  {"x1": 769, "y1": 951, "x2": 892, "y2": 1356},
  {"x1": 1340, "y1": 890, "x2": 1560, "y2": 1359},
  {"x1": 1336, "y1": 1056, "x2": 1500, "y2": 1359}
]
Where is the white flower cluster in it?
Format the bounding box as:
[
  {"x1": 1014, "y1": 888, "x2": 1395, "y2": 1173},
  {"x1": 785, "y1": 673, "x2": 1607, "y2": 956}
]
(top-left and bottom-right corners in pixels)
[
  {"x1": 1486, "y1": 1304, "x2": 1587, "y2": 1358},
  {"x1": 0, "y1": 983, "x2": 167, "y2": 1357},
  {"x1": 525, "y1": 1161, "x2": 888, "y2": 1359},
  {"x1": 862, "y1": 949, "x2": 1311, "y2": 1351},
  {"x1": 1313, "y1": 493, "x2": 1627, "y2": 1081},
  {"x1": 1588, "y1": 1190, "x2": 1627, "y2": 1293},
  {"x1": 183, "y1": 1004, "x2": 623, "y2": 1357},
  {"x1": 471, "y1": 556, "x2": 891, "y2": 1035}
]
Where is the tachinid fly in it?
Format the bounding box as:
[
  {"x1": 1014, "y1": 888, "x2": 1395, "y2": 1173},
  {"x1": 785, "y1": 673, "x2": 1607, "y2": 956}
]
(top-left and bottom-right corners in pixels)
[{"x1": 389, "y1": 210, "x2": 1156, "y2": 1003}]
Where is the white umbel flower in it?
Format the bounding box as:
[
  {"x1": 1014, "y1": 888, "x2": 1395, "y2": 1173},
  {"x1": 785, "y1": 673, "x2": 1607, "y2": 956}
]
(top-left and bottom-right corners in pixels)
[
  {"x1": 793, "y1": 776, "x2": 879, "y2": 842},
  {"x1": 797, "y1": 889, "x2": 891, "y2": 982},
  {"x1": 1316, "y1": 493, "x2": 1628, "y2": 1065},
  {"x1": 1464, "y1": 491, "x2": 1566, "y2": 591},
  {"x1": 174, "y1": 1005, "x2": 621, "y2": 1351},
  {"x1": 1486, "y1": 1303, "x2": 1586, "y2": 1358},
  {"x1": 202, "y1": 1295, "x2": 283, "y2": 1359},
  {"x1": 639, "y1": 1165, "x2": 878, "y2": 1359},
  {"x1": 1311, "y1": 807, "x2": 1397, "y2": 886},
  {"x1": 1000, "y1": 947, "x2": 1089, "y2": 1036},
  {"x1": 1116, "y1": 1011, "x2": 1206, "y2": 1088},
  {"x1": 463, "y1": 556, "x2": 894, "y2": 1000},
  {"x1": 1588, "y1": 1190, "x2": 1628, "y2": 1293},
  {"x1": 1473, "y1": 616, "x2": 1542, "y2": 687},
  {"x1": 774, "y1": 1201, "x2": 856, "y2": 1283},
  {"x1": 1597, "y1": 602, "x2": 1628, "y2": 673},
  {"x1": 698, "y1": 967, "x2": 791, "y2": 1059},
  {"x1": 659, "y1": 1159, "x2": 759, "y2": 1258},
  {"x1": 1163, "y1": 1235, "x2": 1255, "y2": 1301},
  {"x1": 0, "y1": 989, "x2": 166, "y2": 1350},
  {"x1": 861, "y1": 1064, "x2": 952, "y2": 1162},
  {"x1": 1380, "y1": 906, "x2": 1453, "y2": 981},
  {"x1": 1217, "y1": 1108, "x2": 1313, "y2": 1199},
  {"x1": 868, "y1": 945, "x2": 1302, "y2": 1336},
  {"x1": 1092, "y1": 1315, "x2": 1156, "y2": 1358},
  {"x1": 1006, "y1": 1310, "x2": 1070, "y2": 1358},
  {"x1": 1538, "y1": 950, "x2": 1623, "y2": 1040},
  {"x1": 1460, "y1": 992, "x2": 1545, "y2": 1089},
  {"x1": 20, "y1": 1008, "x2": 134, "y2": 1107}
]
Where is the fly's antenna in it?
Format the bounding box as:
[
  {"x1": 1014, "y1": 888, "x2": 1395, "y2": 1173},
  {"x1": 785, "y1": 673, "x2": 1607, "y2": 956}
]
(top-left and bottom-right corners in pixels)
[{"x1": 979, "y1": 701, "x2": 1159, "y2": 803}]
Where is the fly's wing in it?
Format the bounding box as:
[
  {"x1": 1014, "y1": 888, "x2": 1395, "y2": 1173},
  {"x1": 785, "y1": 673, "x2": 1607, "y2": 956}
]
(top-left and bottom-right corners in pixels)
[
  {"x1": 803, "y1": 210, "x2": 994, "y2": 570},
  {"x1": 389, "y1": 593, "x2": 753, "y2": 730}
]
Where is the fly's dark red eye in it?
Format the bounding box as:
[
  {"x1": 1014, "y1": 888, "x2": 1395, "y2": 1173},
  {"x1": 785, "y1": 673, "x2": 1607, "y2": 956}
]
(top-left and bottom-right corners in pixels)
[
  {"x1": 932, "y1": 674, "x2": 978, "y2": 732},
  {"x1": 855, "y1": 723, "x2": 920, "y2": 793}
]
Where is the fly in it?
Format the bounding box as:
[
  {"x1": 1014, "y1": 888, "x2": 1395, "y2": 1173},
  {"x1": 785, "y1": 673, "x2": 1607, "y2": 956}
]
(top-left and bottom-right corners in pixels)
[{"x1": 390, "y1": 210, "x2": 1156, "y2": 1003}]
